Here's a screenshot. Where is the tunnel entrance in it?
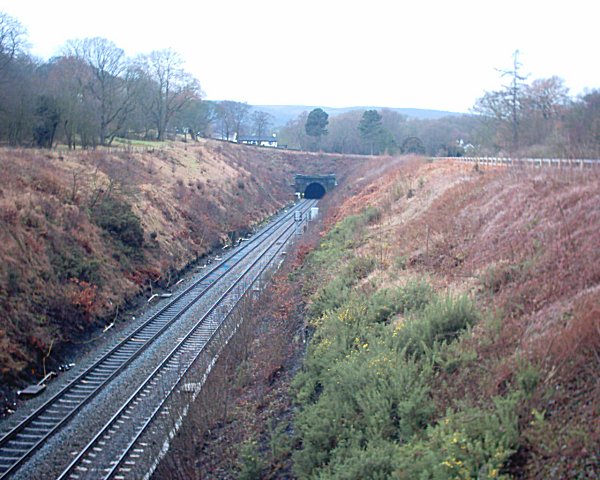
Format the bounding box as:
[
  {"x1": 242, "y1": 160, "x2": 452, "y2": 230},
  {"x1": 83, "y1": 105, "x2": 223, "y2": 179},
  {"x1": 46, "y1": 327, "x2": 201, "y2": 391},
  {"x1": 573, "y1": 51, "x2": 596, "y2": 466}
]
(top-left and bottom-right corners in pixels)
[
  {"x1": 304, "y1": 182, "x2": 326, "y2": 199},
  {"x1": 294, "y1": 174, "x2": 337, "y2": 198}
]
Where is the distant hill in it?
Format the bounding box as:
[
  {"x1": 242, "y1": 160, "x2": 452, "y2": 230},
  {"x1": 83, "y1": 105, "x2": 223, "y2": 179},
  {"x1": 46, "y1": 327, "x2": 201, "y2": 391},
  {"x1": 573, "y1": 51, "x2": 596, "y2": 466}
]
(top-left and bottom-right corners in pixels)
[{"x1": 251, "y1": 105, "x2": 461, "y2": 127}]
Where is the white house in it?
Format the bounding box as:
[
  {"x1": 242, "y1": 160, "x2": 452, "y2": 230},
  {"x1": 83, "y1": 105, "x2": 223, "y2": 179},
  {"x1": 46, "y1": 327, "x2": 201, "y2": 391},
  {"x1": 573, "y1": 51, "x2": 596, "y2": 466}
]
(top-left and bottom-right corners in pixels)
[{"x1": 235, "y1": 133, "x2": 278, "y2": 148}]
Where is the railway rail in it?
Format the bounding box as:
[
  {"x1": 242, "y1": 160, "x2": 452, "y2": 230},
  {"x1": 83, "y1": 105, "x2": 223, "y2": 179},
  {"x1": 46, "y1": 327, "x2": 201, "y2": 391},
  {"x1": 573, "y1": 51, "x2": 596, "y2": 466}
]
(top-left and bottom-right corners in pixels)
[{"x1": 0, "y1": 199, "x2": 316, "y2": 479}]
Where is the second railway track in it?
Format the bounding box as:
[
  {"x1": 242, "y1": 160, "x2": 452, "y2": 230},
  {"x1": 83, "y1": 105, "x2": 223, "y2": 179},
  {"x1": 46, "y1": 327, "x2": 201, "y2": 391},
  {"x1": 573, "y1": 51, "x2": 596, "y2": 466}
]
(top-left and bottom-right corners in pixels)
[{"x1": 0, "y1": 199, "x2": 317, "y2": 479}]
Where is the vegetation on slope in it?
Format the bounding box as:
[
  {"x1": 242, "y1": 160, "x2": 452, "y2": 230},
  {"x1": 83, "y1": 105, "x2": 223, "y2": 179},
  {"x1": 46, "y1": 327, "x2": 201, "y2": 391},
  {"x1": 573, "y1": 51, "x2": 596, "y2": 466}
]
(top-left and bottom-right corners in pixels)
[
  {"x1": 291, "y1": 160, "x2": 599, "y2": 478},
  {"x1": 0, "y1": 140, "x2": 361, "y2": 401},
  {"x1": 149, "y1": 157, "x2": 597, "y2": 479},
  {"x1": 151, "y1": 154, "x2": 407, "y2": 480}
]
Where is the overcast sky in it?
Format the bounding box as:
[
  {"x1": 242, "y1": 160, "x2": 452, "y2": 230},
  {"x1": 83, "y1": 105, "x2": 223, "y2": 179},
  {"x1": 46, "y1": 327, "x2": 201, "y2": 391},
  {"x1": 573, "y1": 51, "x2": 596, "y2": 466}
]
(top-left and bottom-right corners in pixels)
[{"x1": 2, "y1": 0, "x2": 598, "y2": 112}]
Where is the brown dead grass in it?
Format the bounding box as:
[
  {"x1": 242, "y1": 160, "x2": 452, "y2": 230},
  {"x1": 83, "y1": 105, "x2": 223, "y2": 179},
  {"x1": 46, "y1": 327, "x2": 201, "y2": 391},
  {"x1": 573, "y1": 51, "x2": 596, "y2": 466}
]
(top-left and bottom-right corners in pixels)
[
  {"x1": 330, "y1": 158, "x2": 600, "y2": 477},
  {"x1": 0, "y1": 141, "x2": 367, "y2": 392}
]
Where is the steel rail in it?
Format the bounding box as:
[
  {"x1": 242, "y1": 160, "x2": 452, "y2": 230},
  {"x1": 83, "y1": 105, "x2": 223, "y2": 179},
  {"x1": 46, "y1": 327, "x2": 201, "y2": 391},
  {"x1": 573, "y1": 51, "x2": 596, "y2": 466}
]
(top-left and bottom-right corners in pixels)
[
  {"x1": 57, "y1": 200, "x2": 313, "y2": 479},
  {"x1": 0, "y1": 200, "x2": 313, "y2": 478}
]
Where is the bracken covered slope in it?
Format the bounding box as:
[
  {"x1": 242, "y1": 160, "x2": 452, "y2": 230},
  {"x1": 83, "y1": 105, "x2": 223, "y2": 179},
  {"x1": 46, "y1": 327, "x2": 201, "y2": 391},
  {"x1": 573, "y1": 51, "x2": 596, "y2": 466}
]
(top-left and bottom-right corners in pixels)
[
  {"x1": 146, "y1": 158, "x2": 597, "y2": 479},
  {"x1": 0, "y1": 140, "x2": 364, "y2": 392},
  {"x1": 295, "y1": 159, "x2": 599, "y2": 478}
]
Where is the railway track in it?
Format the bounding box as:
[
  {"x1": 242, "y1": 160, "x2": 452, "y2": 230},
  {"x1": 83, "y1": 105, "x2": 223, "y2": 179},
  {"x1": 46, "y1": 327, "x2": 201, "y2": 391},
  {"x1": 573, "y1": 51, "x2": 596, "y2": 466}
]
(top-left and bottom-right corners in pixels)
[{"x1": 0, "y1": 199, "x2": 316, "y2": 479}]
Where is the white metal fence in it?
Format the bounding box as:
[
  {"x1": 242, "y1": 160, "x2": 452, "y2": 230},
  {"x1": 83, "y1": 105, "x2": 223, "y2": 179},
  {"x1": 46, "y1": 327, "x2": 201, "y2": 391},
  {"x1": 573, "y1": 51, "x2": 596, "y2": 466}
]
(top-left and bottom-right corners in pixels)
[{"x1": 435, "y1": 157, "x2": 600, "y2": 169}]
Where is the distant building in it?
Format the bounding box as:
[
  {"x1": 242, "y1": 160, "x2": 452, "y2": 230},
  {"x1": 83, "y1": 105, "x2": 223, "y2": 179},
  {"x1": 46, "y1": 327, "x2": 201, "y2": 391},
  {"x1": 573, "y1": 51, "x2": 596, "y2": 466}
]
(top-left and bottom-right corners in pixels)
[
  {"x1": 235, "y1": 133, "x2": 278, "y2": 148},
  {"x1": 463, "y1": 143, "x2": 475, "y2": 154}
]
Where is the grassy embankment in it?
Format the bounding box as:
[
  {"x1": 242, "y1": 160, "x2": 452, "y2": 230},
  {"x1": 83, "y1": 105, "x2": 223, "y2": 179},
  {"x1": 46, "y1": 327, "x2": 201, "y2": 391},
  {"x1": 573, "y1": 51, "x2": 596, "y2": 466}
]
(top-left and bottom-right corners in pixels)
[
  {"x1": 290, "y1": 159, "x2": 598, "y2": 479},
  {"x1": 0, "y1": 140, "x2": 362, "y2": 401}
]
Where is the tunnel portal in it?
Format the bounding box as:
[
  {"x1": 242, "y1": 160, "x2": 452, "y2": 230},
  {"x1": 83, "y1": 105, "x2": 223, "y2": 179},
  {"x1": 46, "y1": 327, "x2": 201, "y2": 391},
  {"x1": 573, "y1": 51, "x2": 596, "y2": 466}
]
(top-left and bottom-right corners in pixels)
[
  {"x1": 304, "y1": 182, "x2": 326, "y2": 199},
  {"x1": 294, "y1": 174, "x2": 337, "y2": 199}
]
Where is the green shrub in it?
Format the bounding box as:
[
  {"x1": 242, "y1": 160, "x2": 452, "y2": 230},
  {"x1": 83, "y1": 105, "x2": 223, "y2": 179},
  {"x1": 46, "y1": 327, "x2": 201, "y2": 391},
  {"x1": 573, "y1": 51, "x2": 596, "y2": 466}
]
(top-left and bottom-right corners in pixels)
[
  {"x1": 267, "y1": 419, "x2": 292, "y2": 464},
  {"x1": 398, "y1": 278, "x2": 435, "y2": 313},
  {"x1": 515, "y1": 361, "x2": 541, "y2": 399},
  {"x1": 394, "y1": 295, "x2": 479, "y2": 357},
  {"x1": 308, "y1": 276, "x2": 354, "y2": 319},
  {"x1": 438, "y1": 340, "x2": 479, "y2": 375},
  {"x1": 295, "y1": 303, "x2": 380, "y2": 404},
  {"x1": 393, "y1": 255, "x2": 407, "y2": 270},
  {"x1": 480, "y1": 259, "x2": 535, "y2": 294},
  {"x1": 323, "y1": 214, "x2": 365, "y2": 247},
  {"x1": 345, "y1": 255, "x2": 377, "y2": 281},
  {"x1": 359, "y1": 279, "x2": 434, "y2": 325},
  {"x1": 320, "y1": 439, "x2": 402, "y2": 480},
  {"x1": 291, "y1": 205, "x2": 507, "y2": 480},
  {"x1": 49, "y1": 240, "x2": 102, "y2": 284},
  {"x1": 394, "y1": 395, "x2": 520, "y2": 479},
  {"x1": 480, "y1": 263, "x2": 517, "y2": 293},
  {"x1": 293, "y1": 345, "x2": 434, "y2": 479},
  {"x1": 364, "y1": 288, "x2": 403, "y2": 323},
  {"x1": 238, "y1": 439, "x2": 265, "y2": 480},
  {"x1": 91, "y1": 197, "x2": 144, "y2": 257},
  {"x1": 362, "y1": 205, "x2": 382, "y2": 224},
  {"x1": 7, "y1": 268, "x2": 21, "y2": 295}
]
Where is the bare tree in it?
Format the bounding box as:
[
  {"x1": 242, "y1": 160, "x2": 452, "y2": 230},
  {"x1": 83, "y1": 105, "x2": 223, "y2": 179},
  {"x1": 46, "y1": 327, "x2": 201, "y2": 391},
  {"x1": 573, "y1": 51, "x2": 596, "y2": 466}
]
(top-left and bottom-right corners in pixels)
[
  {"x1": 0, "y1": 12, "x2": 32, "y2": 145},
  {"x1": 498, "y1": 49, "x2": 529, "y2": 152},
  {"x1": 215, "y1": 100, "x2": 250, "y2": 141},
  {"x1": 135, "y1": 49, "x2": 203, "y2": 141},
  {"x1": 524, "y1": 77, "x2": 569, "y2": 120},
  {"x1": 42, "y1": 56, "x2": 94, "y2": 148},
  {"x1": 473, "y1": 50, "x2": 529, "y2": 153},
  {"x1": 251, "y1": 110, "x2": 274, "y2": 138},
  {"x1": 173, "y1": 99, "x2": 216, "y2": 140},
  {"x1": 322, "y1": 110, "x2": 362, "y2": 154},
  {"x1": 521, "y1": 76, "x2": 570, "y2": 146},
  {"x1": 565, "y1": 90, "x2": 600, "y2": 157},
  {"x1": 0, "y1": 12, "x2": 27, "y2": 79},
  {"x1": 63, "y1": 37, "x2": 137, "y2": 145},
  {"x1": 278, "y1": 111, "x2": 310, "y2": 150}
]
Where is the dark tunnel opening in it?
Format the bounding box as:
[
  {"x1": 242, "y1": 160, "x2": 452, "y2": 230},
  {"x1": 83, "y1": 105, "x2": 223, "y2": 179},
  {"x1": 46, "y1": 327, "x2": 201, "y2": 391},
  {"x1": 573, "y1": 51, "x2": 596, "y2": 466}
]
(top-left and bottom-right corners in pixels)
[{"x1": 304, "y1": 182, "x2": 326, "y2": 199}]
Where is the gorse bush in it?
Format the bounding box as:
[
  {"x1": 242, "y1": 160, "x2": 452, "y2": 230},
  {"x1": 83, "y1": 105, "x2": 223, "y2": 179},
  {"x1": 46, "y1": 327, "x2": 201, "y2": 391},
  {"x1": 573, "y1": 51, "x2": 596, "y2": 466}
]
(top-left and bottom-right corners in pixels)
[
  {"x1": 292, "y1": 206, "x2": 521, "y2": 480},
  {"x1": 237, "y1": 439, "x2": 265, "y2": 480},
  {"x1": 393, "y1": 295, "x2": 479, "y2": 358},
  {"x1": 393, "y1": 394, "x2": 520, "y2": 479},
  {"x1": 363, "y1": 288, "x2": 402, "y2": 323},
  {"x1": 296, "y1": 303, "x2": 380, "y2": 403},
  {"x1": 346, "y1": 255, "x2": 377, "y2": 281},
  {"x1": 308, "y1": 256, "x2": 377, "y2": 320},
  {"x1": 91, "y1": 197, "x2": 144, "y2": 258},
  {"x1": 515, "y1": 360, "x2": 541, "y2": 399},
  {"x1": 363, "y1": 278, "x2": 434, "y2": 324},
  {"x1": 305, "y1": 208, "x2": 383, "y2": 280},
  {"x1": 362, "y1": 205, "x2": 382, "y2": 224},
  {"x1": 48, "y1": 235, "x2": 103, "y2": 284},
  {"x1": 293, "y1": 289, "x2": 480, "y2": 478},
  {"x1": 322, "y1": 438, "x2": 401, "y2": 480},
  {"x1": 293, "y1": 333, "x2": 434, "y2": 478},
  {"x1": 308, "y1": 275, "x2": 354, "y2": 320}
]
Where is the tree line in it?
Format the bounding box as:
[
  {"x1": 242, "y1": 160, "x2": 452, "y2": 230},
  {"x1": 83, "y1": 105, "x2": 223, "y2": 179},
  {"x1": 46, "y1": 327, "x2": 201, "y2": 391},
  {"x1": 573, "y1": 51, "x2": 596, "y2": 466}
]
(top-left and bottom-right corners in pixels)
[
  {"x1": 282, "y1": 51, "x2": 599, "y2": 158},
  {"x1": 0, "y1": 12, "x2": 278, "y2": 149},
  {"x1": 1, "y1": 13, "x2": 597, "y2": 157}
]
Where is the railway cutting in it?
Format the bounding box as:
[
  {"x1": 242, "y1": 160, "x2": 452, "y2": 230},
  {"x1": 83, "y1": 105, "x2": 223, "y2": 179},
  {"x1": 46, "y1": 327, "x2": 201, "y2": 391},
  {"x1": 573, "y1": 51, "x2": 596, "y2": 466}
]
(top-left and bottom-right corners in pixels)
[{"x1": 0, "y1": 199, "x2": 317, "y2": 480}]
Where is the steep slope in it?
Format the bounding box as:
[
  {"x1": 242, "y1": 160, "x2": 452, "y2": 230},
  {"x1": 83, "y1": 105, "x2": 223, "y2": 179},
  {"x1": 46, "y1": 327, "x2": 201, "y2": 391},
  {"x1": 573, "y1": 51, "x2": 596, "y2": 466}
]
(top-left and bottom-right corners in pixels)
[
  {"x1": 0, "y1": 140, "x2": 364, "y2": 396},
  {"x1": 149, "y1": 158, "x2": 598, "y2": 479},
  {"x1": 292, "y1": 159, "x2": 599, "y2": 478}
]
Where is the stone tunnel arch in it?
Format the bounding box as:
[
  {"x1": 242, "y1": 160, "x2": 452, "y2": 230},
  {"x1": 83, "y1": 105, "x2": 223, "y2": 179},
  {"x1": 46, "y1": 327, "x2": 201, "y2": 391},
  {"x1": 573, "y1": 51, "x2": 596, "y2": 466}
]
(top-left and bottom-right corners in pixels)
[
  {"x1": 304, "y1": 182, "x2": 326, "y2": 199},
  {"x1": 295, "y1": 174, "x2": 336, "y2": 199}
]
